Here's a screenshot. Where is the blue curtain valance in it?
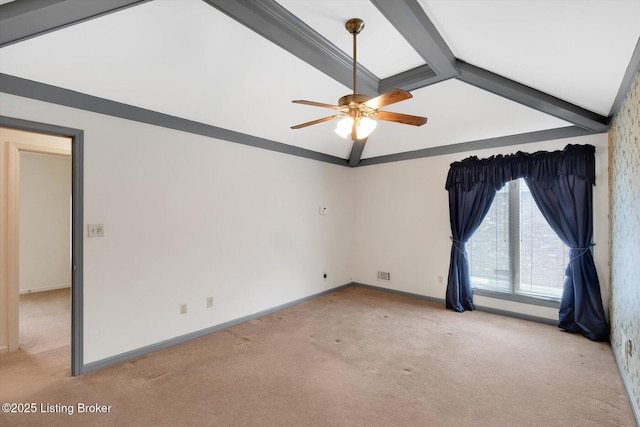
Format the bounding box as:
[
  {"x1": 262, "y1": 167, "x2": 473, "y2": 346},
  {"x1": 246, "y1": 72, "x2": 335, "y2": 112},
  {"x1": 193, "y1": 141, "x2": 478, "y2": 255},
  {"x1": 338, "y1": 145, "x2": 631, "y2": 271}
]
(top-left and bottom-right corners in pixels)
[{"x1": 445, "y1": 144, "x2": 596, "y2": 192}]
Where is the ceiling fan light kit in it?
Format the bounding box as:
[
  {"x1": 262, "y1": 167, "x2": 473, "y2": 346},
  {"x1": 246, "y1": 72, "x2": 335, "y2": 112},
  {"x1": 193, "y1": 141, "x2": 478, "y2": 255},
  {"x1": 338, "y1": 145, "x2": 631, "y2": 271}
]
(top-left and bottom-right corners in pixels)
[
  {"x1": 335, "y1": 115, "x2": 377, "y2": 139},
  {"x1": 291, "y1": 18, "x2": 428, "y2": 142}
]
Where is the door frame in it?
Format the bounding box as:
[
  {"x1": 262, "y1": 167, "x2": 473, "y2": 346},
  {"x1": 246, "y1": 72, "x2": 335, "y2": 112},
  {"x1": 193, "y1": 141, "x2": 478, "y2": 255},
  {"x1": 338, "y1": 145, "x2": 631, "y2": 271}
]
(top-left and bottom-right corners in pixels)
[{"x1": 1, "y1": 116, "x2": 84, "y2": 376}]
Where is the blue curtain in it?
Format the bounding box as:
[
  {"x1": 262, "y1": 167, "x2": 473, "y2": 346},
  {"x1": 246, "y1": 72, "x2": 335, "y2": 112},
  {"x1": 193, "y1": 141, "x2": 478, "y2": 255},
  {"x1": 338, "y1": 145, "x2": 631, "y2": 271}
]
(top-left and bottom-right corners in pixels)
[
  {"x1": 525, "y1": 175, "x2": 608, "y2": 341},
  {"x1": 445, "y1": 144, "x2": 608, "y2": 341},
  {"x1": 446, "y1": 180, "x2": 497, "y2": 312}
]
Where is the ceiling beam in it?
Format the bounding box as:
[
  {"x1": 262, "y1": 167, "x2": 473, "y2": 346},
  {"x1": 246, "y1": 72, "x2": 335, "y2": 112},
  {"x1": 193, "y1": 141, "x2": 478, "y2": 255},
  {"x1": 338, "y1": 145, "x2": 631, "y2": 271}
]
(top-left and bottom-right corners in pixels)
[
  {"x1": 0, "y1": 0, "x2": 150, "y2": 48},
  {"x1": 379, "y1": 64, "x2": 454, "y2": 94},
  {"x1": 607, "y1": 36, "x2": 640, "y2": 124},
  {"x1": 358, "y1": 126, "x2": 598, "y2": 167},
  {"x1": 370, "y1": 0, "x2": 458, "y2": 81},
  {"x1": 203, "y1": 0, "x2": 379, "y2": 96},
  {"x1": 0, "y1": 73, "x2": 348, "y2": 167},
  {"x1": 348, "y1": 139, "x2": 368, "y2": 167},
  {"x1": 456, "y1": 60, "x2": 608, "y2": 133}
]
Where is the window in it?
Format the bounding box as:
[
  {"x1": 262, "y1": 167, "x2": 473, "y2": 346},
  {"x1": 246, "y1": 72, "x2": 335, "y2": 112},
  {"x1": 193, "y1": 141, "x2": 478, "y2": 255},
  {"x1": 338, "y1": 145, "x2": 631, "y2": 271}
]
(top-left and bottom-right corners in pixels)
[{"x1": 467, "y1": 178, "x2": 568, "y2": 303}]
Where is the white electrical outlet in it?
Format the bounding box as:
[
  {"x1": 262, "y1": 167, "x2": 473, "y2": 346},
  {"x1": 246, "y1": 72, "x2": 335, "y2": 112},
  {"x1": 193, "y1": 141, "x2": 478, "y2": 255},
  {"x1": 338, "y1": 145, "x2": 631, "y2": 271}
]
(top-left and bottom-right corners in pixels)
[
  {"x1": 180, "y1": 303, "x2": 187, "y2": 315},
  {"x1": 621, "y1": 332, "x2": 629, "y2": 365},
  {"x1": 206, "y1": 297, "x2": 214, "y2": 308},
  {"x1": 438, "y1": 275, "x2": 444, "y2": 283},
  {"x1": 319, "y1": 206, "x2": 328, "y2": 216}
]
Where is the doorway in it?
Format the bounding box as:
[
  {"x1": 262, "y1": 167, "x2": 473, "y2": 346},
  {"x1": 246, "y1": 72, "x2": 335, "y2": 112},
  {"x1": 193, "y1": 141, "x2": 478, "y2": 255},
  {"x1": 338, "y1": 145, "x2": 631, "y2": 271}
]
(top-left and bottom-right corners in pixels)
[
  {"x1": 0, "y1": 120, "x2": 84, "y2": 375},
  {"x1": 19, "y1": 151, "x2": 71, "y2": 357}
]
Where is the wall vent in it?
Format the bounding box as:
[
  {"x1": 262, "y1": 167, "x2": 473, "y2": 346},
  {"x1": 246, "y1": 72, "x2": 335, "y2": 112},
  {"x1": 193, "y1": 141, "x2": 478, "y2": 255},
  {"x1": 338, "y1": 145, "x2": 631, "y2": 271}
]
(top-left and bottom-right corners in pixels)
[{"x1": 377, "y1": 271, "x2": 391, "y2": 281}]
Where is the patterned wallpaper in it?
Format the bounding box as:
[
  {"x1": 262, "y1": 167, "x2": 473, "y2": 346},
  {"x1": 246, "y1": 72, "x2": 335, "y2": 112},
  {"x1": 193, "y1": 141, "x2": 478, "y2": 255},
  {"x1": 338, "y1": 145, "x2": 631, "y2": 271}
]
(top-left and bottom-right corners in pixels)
[{"x1": 609, "y1": 69, "x2": 640, "y2": 420}]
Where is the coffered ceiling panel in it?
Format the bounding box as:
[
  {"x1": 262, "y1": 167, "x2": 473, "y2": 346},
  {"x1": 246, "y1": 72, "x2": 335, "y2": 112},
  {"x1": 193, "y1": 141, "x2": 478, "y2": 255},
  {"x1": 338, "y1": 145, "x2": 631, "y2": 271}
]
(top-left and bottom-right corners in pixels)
[
  {"x1": 419, "y1": 0, "x2": 640, "y2": 116},
  {"x1": 277, "y1": 0, "x2": 425, "y2": 79},
  {"x1": 360, "y1": 79, "x2": 571, "y2": 159}
]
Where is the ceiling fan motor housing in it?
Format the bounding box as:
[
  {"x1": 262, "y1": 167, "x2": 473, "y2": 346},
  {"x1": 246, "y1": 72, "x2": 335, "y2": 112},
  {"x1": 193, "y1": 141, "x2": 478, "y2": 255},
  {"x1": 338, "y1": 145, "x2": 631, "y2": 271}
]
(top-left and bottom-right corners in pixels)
[
  {"x1": 338, "y1": 93, "x2": 374, "y2": 119},
  {"x1": 338, "y1": 93, "x2": 369, "y2": 107}
]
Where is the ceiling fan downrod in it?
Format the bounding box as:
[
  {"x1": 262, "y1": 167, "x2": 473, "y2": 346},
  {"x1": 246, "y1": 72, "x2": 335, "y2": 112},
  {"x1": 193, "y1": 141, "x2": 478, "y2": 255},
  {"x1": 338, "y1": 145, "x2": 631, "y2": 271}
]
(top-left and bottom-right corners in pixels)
[
  {"x1": 345, "y1": 18, "x2": 364, "y2": 96},
  {"x1": 338, "y1": 18, "x2": 369, "y2": 110}
]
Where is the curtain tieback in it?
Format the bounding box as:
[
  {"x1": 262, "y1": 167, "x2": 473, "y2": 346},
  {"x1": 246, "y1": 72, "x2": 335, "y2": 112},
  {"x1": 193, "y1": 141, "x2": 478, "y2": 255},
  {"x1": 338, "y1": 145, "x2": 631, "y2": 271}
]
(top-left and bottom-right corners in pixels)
[
  {"x1": 450, "y1": 237, "x2": 466, "y2": 258},
  {"x1": 569, "y1": 243, "x2": 595, "y2": 262}
]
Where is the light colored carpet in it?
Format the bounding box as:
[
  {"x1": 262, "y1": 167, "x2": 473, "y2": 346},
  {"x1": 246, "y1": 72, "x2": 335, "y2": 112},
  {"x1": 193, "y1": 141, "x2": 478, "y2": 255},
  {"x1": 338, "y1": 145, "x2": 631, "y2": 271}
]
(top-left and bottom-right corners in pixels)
[
  {"x1": 19, "y1": 288, "x2": 70, "y2": 354},
  {"x1": 0, "y1": 285, "x2": 635, "y2": 426}
]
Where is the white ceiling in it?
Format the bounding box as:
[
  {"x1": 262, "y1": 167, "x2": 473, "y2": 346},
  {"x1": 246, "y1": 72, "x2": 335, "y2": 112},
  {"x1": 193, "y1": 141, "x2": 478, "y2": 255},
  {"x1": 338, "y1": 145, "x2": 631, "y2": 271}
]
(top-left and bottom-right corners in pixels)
[
  {"x1": 0, "y1": 0, "x2": 639, "y2": 164},
  {"x1": 421, "y1": 0, "x2": 640, "y2": 116}
]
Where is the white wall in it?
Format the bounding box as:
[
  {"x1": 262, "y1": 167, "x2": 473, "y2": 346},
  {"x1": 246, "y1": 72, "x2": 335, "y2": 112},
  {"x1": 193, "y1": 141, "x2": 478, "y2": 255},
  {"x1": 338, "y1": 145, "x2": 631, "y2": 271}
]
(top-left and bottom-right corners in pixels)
[
  {"x1": 1, "y1": 93, "x2": 354, "y2": 363},
  {"x1": 1, "y1": 91, "x2": 610, "y2": 363},
  {"x1": 19, "y1": 152, "x2": 71, "y2": 293},
  {"x1": 352, "y1": 134, "x2": 610, "y2": 321}
]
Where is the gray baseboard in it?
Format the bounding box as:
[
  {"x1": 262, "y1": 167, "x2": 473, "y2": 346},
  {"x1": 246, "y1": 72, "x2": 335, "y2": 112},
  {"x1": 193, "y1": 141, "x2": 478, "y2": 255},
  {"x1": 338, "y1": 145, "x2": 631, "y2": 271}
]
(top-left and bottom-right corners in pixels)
[
  {"x1": 352, "y1": 282, "x2": 445, "y2": 304},
  {"x1": 83, "y1": 281, "x2": 561, "y2": 374},
  {"x1": 82, "y1": 283, "x2": 352, "y2": 374},
  {"x1": 472, "y1": 304, "x2": 558, "y2": 326},
  {"x1": 352, "y1": 282, "x2": 557, "y2": 326},
  {"x1": 611, "y1": 341, "x2": 640, "y2": 426}
]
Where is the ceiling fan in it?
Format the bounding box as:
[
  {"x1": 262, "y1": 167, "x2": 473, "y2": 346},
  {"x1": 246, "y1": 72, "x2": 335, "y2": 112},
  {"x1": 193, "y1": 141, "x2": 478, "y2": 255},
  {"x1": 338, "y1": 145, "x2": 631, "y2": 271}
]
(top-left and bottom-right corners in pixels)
[{"x1": 291, "y1": 18, "x2": 428, "y2": 141}]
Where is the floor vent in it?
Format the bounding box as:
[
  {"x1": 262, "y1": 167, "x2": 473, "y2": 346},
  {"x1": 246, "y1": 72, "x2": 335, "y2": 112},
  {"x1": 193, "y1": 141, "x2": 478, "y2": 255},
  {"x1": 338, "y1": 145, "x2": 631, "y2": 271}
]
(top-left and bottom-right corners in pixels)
[{"x1": 377, "y1": 271, "x2": 391, "y2": 281}]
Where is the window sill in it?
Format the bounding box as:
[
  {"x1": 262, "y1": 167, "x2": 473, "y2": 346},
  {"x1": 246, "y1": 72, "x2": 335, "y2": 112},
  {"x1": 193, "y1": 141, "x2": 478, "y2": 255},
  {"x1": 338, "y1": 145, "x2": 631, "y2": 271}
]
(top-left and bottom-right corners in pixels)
[{"x1": 472, "y1": 289, "x2": 560, "y2": 309}]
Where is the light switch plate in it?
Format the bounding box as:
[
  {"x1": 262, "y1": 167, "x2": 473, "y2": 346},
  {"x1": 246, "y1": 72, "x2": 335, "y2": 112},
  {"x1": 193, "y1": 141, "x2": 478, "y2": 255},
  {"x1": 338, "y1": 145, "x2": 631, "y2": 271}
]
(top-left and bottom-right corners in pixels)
[{"x1": 88, "y1": 223, "x2": 104, "y2": 237}]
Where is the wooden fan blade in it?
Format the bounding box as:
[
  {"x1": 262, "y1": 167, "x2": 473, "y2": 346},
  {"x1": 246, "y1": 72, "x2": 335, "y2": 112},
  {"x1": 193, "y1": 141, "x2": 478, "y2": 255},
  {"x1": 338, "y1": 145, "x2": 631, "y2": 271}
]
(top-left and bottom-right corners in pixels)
[
  {"x1": 292, "y1": 100, "x2": 342, "y2": 110},
  {"x1": 377, "y1": 111, "x2": 428, "y2": 126},
  {"x1": 291, "y1": 114, "x2": 345, "y2": 129},
  {"x1": 363, "y1": 89, "x2": 412, "y2": 109}
]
